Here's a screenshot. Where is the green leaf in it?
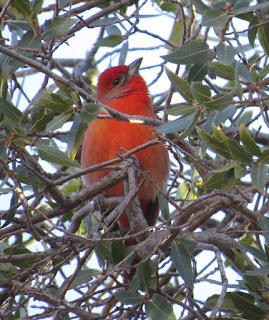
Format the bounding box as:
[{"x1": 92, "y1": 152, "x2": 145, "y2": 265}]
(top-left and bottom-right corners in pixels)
[
  {"x1": 89, "y1": 17, "x2": 120, "y2": 28},
  {"x1": 165, "y1": 67, "x2": 193, "y2": 103},
  {"x1": 80, "y1": 103, "x2": 100, "y2": 125},
  {"x1": 1, "y1": 29, "x2": 38, "y2": 73},
  {"x1": 19, "y1": 29, "x2": 42, "y2": 52},
  {"x1": 239, "y1": 124, "x2": 262, "y2": 156},
  {"x1": 36, "y1": 140, "x2": 80, "y2": 168},
  {"x1": 248, "y1": 16, "x2": 259, "y2": 48},
  {"x1": 189, "y1": 0, "x2": 209, "y2": 14},
  {"x1": 196, "y1": 127, "x2": 231, "y2": 159},
  {"x1": 202, "y1": 9, "x2": 230, "y2": 28},
  {"x1": 46, "y1": 112, "x2": 72, "y2": 132},
  {"x1": 226, "y1": 139, "x2": 252, "y2": 164},
  {"x1": 236, "y1": 110, "x2": 253, "y2": 125},
  {"x1": 106, "y1": 25, "x2": 121, "y2": 36},
  {"x1": 206, "y1": 293, "x2": 236, "y2": 310},
  {"x1": 232, "y1": 248, "x2": 250, "y2": 271},
  {"x1": 191, "y1": 82, "x2": 211, "y2": 105},
  {"x1": 258, "y1": 214, "x2": 269, "y2": 244},
  {"x1": 260, "y1": 149, "x2": 269, "y2": 163},
  {"x1": 180, "y1": 110, "x2": 201, "y2": 140},
  {"x1": 35, "y1": 91, "x2": 73, "y2": 113},
  {"x1": 234, "y1": 63, "x2": 244, "y2": 99},
  {"x1": 157, "y1": 112, "x2": 198, "y2": 134},
  {"x1": 95, "y1": 35, "x2": 124, "y2": 47},
  {"x1": 158, "y1": 192, "x2": 170, "y2": 222},
  {"x1": 234, "y1": 163, "x2": 248, "y2": 179},
  {"x1": 3, "y1": 246, "x2": 34, "y2": 268},
  {"x1": 31, "y1": 91, "x2": 73, "y2": 131},
  {"x1": 157, "y1": 0, "x2": 178, "y2": 12},
  {"x1": 162, "y1": 40, "x2": 214, "y2": 65},
  {"x1": 211, "y1": 124, "x2": 228, "y2": 143},
  {"x1": 245, "y1": 264, "x2": 269, "y2": 276},
  {"x1": 0, "y1": 97, "x2": 22, "y2": 129},
  {"x1": 243, "y1": 274, "x2": 266, "y2": 294},
  {"x1": 251, "y1": 162, "x2": 267, "y2": 193},
  {"x1": 171, "y1": 241, "x2": 193, "y2": 289},
  {"x1": 245, "y1": 271, "x2": 264, "y2": 293},
  {"x1": 31, "y1": 0, "x2": 44, "y2": 18},
  {"x1": 177, "y1": 238, "x2": 197, "y2": 255},
  {"x1": 31, "y1": 108, "x2": 54, "y2": 132},
  {"x1": 208, "y1": 65, "x2": 217, "y2": 79},
  {"x1": 146, "y1": 294, "x2": 176, "y2": 320},
  {"x1": 25, "y1": 158, "x2": 40, "y2": 195},
  {"x1": 11, "y1": 0, "x2": 32, "y2": 18},
  {"x1": 119, "y1": 41, "x2": 128, "y2": 65},
  {"x1": 1, "y1": 192, "x2": 19, "y2": 228},
  {"x1": 95, "y1": 241, "x2": 113, "y2": 267},
  {"x1": 43, "y1": 17, "x2": 77, "y2": 41},
  {"x1": 231, "y1": 292, "x2": 266, "y2": 320},
  {"x1": 210, "y1": 61, "x2": 235, "y2": 80},
  {"x1": 177, "y1": 181, "x2": 196, "y2": 200},
  {"x1": 258, "y1": 20, "x2": 269, "y2": 56},
  {"x1": 216, "y1": 42, "x2": 237, "y2": 65},
  {"x1": 212, "y1": 162, "x2": 236, "y2": 173},
  {"x1": 67, "y1": 114, "x2": 87, "y2": 161},
  {"x1": 115, "y1": 290, "x2": 144, "y2": 305},
  {"x1": 15, "y1": 164, "x2": 40, "y2": 194},
  {"x1": 203, "y1": 107, "x2": 236, "y2": 133},
  {"x1": 165, "y1": 104, "x2": 197, "y2": 116},
  {"x1": 61, "y1": 179, "x2": 80, "y2": 197},
  {"x1": 111, "y1": 239, "x2": 126, "y2": 265},
  {"x1": 188, "y1": 63, "x2": 209, "y2": 82},
  {"x1": 4, "y1": 246, "x2": 32, "y2": 256},
  {"x1": 128, "y1": 272, "x2": 140, "y2": 292},
  {"x1": 232, "y1": 60, "x2": 255, "y2": 83},
  {"x1": 67, "y1": 103, "x2": 98, "y2": 159},
  {"x1": 59, "y1": 269, "x2": 97, "y2": 292},
  {"x1": 240, "y1": 243, "x2": 268, "y2": 262},
  {"x1": 138, "y1": 259, "x2": 152, "y2": 291},
  {"x1": 58, "y1": 0, "x2": 71, "y2": 9},
  {"x1": 204, "y1": 92, "x2": 234, "y2": 111},
  {"x1": 233, "y1": 2, "x2": 269, "y2": 15},
  {"x1": 259, "y1": 64, "x2": 269, "y2": 78},
  {"x1": 202, "y1": 169, "x2": 237, "y2": 192},
  {"x1": 1, "y1": 30, "x2": 42, "y2": 74}
]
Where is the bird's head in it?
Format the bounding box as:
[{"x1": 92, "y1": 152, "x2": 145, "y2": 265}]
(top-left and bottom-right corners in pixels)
[{"x1": 96, "y1": 58, "x2": 149, "y2": 105}]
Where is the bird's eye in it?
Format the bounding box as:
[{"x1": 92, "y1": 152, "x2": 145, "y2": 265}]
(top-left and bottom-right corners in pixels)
[{"x1": 113, "y1": 78, "x2": 120, "y2": 86}]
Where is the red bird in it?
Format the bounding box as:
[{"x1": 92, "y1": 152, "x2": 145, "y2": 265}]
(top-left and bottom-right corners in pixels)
[{"x1": 81, "y1": 58, "x2": 169, "y2": 236}]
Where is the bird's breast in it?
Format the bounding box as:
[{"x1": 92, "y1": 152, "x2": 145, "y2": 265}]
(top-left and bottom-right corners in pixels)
[{"x1": 81, "y1": 116, "x2": 169, "y2": 200}]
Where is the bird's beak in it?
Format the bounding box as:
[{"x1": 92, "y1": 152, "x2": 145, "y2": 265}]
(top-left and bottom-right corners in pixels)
[{"x1": 128, "y1": 58, "x2": 143, "y2": 76}]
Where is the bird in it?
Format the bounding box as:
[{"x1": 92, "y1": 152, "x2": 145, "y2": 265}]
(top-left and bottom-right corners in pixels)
[{"x1": 81, "y1": 58, "x2": 170, "y2": 278}]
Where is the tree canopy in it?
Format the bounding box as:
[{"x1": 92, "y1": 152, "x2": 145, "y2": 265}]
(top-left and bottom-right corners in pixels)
[{"x1": 0, "y1": 0, "x2": 269, "y2": 319}]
